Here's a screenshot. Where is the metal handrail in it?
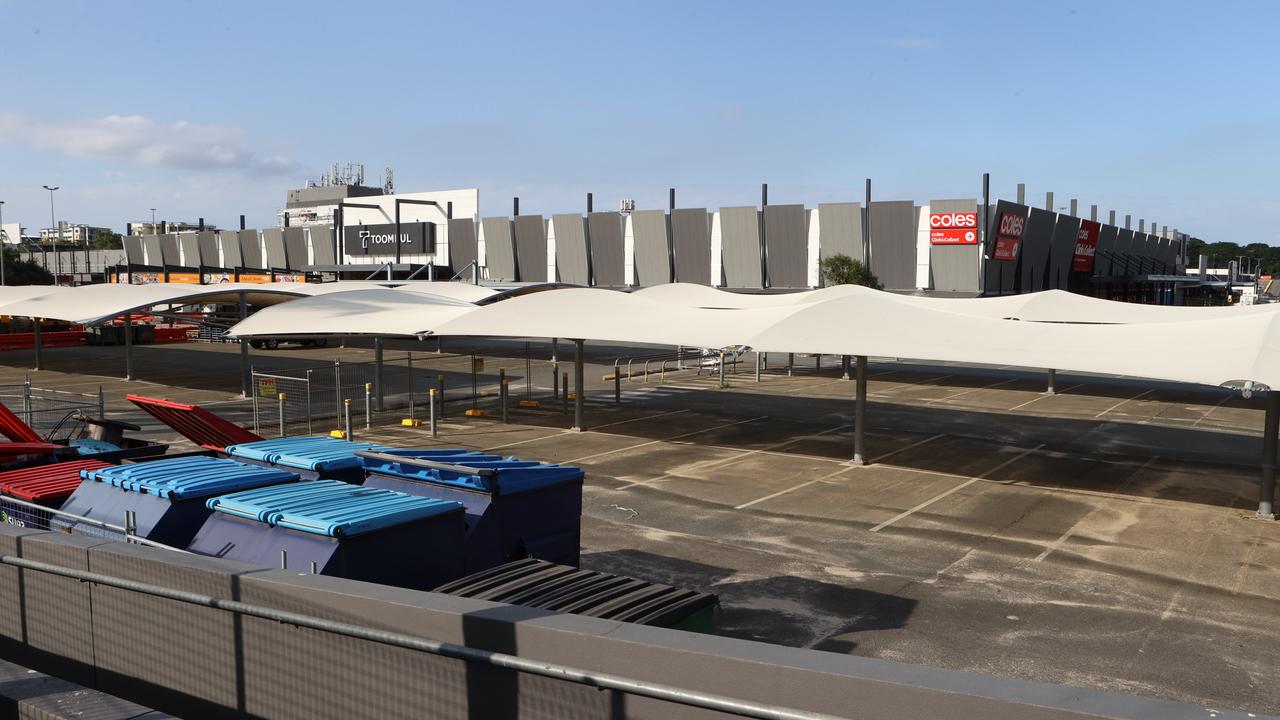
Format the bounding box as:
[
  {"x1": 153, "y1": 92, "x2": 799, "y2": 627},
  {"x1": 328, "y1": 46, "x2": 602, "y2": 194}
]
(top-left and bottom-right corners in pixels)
[
  {"x1": 0, "y1": 554, "x2": 843, "y2": 720},
  {"x1": 449, "y1": 259, "x2": 481, "y2": 285},
  {"x1": 0, "y1": 496, "x2": 188, "y2": 553}
]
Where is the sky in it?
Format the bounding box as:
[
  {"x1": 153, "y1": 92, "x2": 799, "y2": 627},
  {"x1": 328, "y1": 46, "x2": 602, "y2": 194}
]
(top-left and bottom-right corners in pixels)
[{"x1": 0, "y1": 0, "x2": 1277, "y2": 242}]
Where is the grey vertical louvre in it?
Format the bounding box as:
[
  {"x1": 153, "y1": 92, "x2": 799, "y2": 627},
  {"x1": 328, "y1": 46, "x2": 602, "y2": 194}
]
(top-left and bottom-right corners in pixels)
[
  {"x1": 983, "y1": 200, "x2": 1029, "y2": 295},
  {"x1": 1019, "y1": 208, "x2": 1056, "y2": 292},
  {"x1": 719, "y1": 206, "x2": 762, "y2": 288},
  {"x1": 196, "y1": 232, "x2": 219, "y2": 267},
  {"x1": 262, "y1": 228, "x2": 288, "y2": 269},
  {"x1": 1112, "y1": 229, "x2": 1135, "y2": 275},
  {"x1": 763, "y1": 204, "x2": 807, "y2": 288},
  {"x1": 670, "y1": 208, "x2": 711, "y2": 285},
  {"x1": 631, "y1": 210, "x2": 671, "y2": 286},
  {"x1": 239, "y1": 230, "x2": 263, "y2": 270},
  {"x1": 123, "y1": 236, "x2": 145, "y2": 265},
  {"x1": 587, "y1": 212, "x2": 624, "y2": 287},
  {"x1": 550, "y1": 214, "x2": 590, "y2": 286},
  {"x1": 1093, "y1": 224, "x2": 1118, "y2": 276},
  {"x1": 868, "y1": 201, "x2": 917, "y2": 290},
  {"x1": 927, "y1": 199, "x2": 980, "y2": 293},
  {"x1": 512, "y1": 215, "x2": 547, "y2": 282},
  {"x1": 816, "y1": 203, "x2": 863, "y2": 286},
  {"x1": 283, "y1": 227, "x2": 308, "y2": 269},
  {"x1": 309, "y1": 226, "x2": 335, "y2": 267},
  {"x1": 158, "y1": 234, "x2": 181, "y2": 266},
  {"x1": 1047, "y1": 215, "x2": 1081, "y2": 290},
  {"x1": 219, "y1": 231, "x2": 243, "y2": 268},
  {"x1": 481, "y1": 217, "x2": 516, "y2": 282},
  {"x1": 142, "y1": 235, "x2": 163, "y2": 266},
  {"x1": 447, "y1": 219, "x2": 477, "y2": 275},
  {"x1": 178, "y1": 234, "x2": 200, "y2": 268}
]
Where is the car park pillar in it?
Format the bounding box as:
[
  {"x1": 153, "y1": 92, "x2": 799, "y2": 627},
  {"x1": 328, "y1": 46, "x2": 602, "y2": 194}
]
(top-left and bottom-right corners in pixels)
[
  {"x1": 572, "y1": 339, "x2": 585, "y2": 432},
  {"x1": 852, "y1": 355, "x2": 868, "y2": 465},
  {"x1": 1259, "y1": 391, "x2": 1279, "y2": 519},
  {"x1": 124, "y1": 313, "x2": 134, "y2": 381},
  {"x1": 239, "y1": 292, "x2": 250, "y2": 397},
  {"x1": 31, "y1": 318, "x2": 42, "y2": 371},
  {"x1": 374, "y1": 337, "x2": 385, "y2": 411}
]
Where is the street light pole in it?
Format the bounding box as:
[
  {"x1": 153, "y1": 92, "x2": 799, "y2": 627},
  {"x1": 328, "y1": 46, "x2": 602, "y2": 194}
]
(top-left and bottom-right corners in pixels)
[
  {"x1": 42, "y1": 186, "x2": 59, "y2": 283},
  {"x1": 150, "y1": 208, "x2": 156, "y2": 229}
]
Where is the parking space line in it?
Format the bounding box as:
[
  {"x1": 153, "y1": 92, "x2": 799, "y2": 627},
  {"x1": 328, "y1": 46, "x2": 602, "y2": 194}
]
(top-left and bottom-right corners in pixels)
[
  {"x1": 735, "y1": 464, "x2": 858, "y2": 510},
  {"x1": 1190, "y1": 393, "x2": 1235, "y2": 428},
  {"x1": 1094, "y1": 388, "x2": 1156, "y2": 419},
  {"x1": 925, "y1": 378, "x2": 1020, "y2": 405},
  {"x1": 483, "y1": 429, "x2": 574, "y2": 452},
  {"x1": 566, "y1": 415, "x2": 769, "y2": 465},
  {"x1": 868, "y1": 433, "x2": 945, "y2": 464},
  {"x1": 868, "y1": 444, "x2": 1043, "y2": 533},
  {"x1": 1006, "y1": 383, "x2": 1084, "y2": 412},
  {"x1": 1034, "y1": 457, "x2": 1157, "y2": 562},
  {"x1": 590, "y1": 408, "x2": 690, "y2": 431}
]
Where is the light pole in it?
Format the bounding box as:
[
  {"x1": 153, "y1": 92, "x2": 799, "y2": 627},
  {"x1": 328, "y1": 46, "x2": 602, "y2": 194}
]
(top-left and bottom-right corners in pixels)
[
  {"x1": 150, "y1": 208, "x2": 156, "y2": 230},
  {"x1": 0, "y1": 200, "x2": 6, "y2": 285},
  {"x1": 42, "y1": 186, "x2": 59, "y2": 283}
]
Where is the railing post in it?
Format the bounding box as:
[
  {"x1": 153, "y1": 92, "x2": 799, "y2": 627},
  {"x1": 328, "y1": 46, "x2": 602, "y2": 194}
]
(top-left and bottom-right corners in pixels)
[
  {"x1": 407, "y1": 352, "x2": 415, "y2": 420},
  {"x1": 252, "y1": 378, "x2": 260, "y2": 435},
  {"x1": 278, "y1": 392, "x2": 286, "y2": 437},
  {"x1": 280, "y1": 550, "x2": 288, "y2": 570},
  {"x1": 305, "y1": 370, "x2": 313, "y2": 435},
  {"x1": 344, "y1": 399, "x2": 353, "y2": 441},
  {"x1": 755, "y1": 351, "x2": 762, "y2": 383},
  {"x1": 334, "y1": 359, "x2": 342, "y2": 419},
  {"x1": 124, "y1": 510, "x2": 137, "y2": 542},
  {"x1": 429, "y1": 387, "x2": 439, "y2": 438},
  {"x1": 552, "y1": 362, "x2": 560, "y2": 399},
  {"x1": 364, "y1": 383, "x2": 372, "y2": 429}
]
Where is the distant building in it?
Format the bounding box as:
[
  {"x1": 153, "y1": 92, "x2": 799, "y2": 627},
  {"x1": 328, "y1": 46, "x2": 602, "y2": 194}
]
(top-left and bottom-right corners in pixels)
[
  {"x1": 40, "y1": 224, "x2": 112, "y2": 244},
  {"x1": 279, "y1": 163, "x2": 392, "y2": 227},
  {"x1": 126, "y1": 221, "x2": 218, "y2": 236}
]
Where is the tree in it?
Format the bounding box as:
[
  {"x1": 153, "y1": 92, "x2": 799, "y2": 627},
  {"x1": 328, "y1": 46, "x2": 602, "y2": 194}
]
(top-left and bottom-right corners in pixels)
[
  {"x1": 90, "y1": 231, "x2": 123, "y2": 250},
  {"x1": 820, "y1": 253, "x2": 882, "y2": 290},
  {"x1": 1, "y1": 249, "x2": 54, "y2": 285}
]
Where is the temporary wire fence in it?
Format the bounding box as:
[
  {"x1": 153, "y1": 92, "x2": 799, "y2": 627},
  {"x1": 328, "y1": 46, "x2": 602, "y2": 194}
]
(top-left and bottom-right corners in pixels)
[{"x1": 0, "y1": 379, "x2": 104, "y2": 441}]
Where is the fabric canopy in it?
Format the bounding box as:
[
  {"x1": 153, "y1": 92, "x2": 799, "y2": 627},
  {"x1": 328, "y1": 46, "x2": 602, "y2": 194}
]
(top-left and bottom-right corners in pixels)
[{"x1": 226, "y1": 288, "x2": 477, "y2": 338}]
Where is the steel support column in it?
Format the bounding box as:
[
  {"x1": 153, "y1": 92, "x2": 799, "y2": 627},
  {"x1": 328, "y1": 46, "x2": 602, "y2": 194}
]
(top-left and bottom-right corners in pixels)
[
  {"x1": 124, "y1": 313, "x2": 134, "y2": 381},
  {"x1": 31, "y1": 318, "x2": 42, "y2": 371},
  {"x1": 572, "y1": 339, "x2": 585, "y2": 432},
  {"x1": 853, "y1": 355, "x2": 868, "y2": 465},
  {"x1": 239, "y1": 293, "x2": 251, "y2": 397},
  {"x1": 374, "y1": 337, "x2": 385, "y2": 411},
  {"x1": 1259, "y1": 391, "x2": 1280, "y2": 519}
]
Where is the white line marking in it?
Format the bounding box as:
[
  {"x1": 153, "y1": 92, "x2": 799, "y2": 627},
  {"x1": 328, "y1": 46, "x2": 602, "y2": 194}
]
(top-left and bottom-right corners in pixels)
[
  {"x1": 590, "y1": 408, "x2": 690, "y2": 431},
  {"x1": 925, "y1": 378, "x2": 1019, "y2": 405},
  {"x1": 735, "y1": 464, "x2": 859, "y2": 509},
  {"x1": 1006, "y1": 383, "x2": 1084, "y2": 411},
  {"x1": 565, "y1": 415, "x2": 768, "y2": 465},
  {"x1": 868, "y1": 433, "x2": 945, "y2": 464},
  {"x1": 868, "y1": 444, "x2": 1043, "y2": 533},
  {"x1": 1094, "y1": 388, "x2": 1156, "y2": 419},
  {"x1": 1034, "y1": 457, "x2": 1157, "y2": 562},
  {"x1": 1190, "y1": 393, "x2": 1235, "y2": 428}
]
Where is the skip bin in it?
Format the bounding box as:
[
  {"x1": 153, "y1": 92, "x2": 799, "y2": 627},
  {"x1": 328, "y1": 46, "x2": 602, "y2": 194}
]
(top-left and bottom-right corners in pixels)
[
  {"x1": 224, "y1": 436, "x2": 390, "y2": 482},
  {"x1": 359, "y1": 449, "x2": 584, "y2": 572},
  {"x1": 435, "y1": 558, "x2": 718, "y2": 633},
  {"x1": 0, "y1": 459, "x2": 112, "y2": 529},
  {"x1": 53, "y1": 456, "x2": 298, "y2": 547},
  {"x1": 189, "y1": 480, "x2": 465, "y2": 590}
]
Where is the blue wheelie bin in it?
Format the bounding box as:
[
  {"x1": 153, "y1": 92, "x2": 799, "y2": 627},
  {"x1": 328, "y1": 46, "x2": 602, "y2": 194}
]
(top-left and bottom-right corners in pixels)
[
  {"x1": 359, "y1": 449, "x2": 584, "y2": 572},
  {"x1": 223, "y1": 436, "x2": 390, "y2": 482}
]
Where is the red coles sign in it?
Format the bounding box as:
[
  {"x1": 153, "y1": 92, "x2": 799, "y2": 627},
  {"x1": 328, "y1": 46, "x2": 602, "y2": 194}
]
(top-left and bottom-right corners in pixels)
[
  {"x1": 1073, "y1": 220, "x2": 1100, "y2": 272},
  {"x1": 992, "y1": 212, "x2": 1025, "y2": 261},
  {"x1": 929, "y1": 212, "x2": 978, "y2": 245}
]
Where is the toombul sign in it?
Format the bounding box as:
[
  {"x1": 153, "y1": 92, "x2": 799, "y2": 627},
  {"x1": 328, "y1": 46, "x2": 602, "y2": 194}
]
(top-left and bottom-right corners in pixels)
[
  {"x1": 342, "y1": 222, "x2": 436, "y2": 256},
  {"x1": 992, "y1": 212, "x2": 1025, "y2": 261},
  {"x1": 1073, "y1": 220, "x2": 1100, "y2": 272},
  {"x1": 929, "y1": 211, "x2": 978, "y2": 245}
]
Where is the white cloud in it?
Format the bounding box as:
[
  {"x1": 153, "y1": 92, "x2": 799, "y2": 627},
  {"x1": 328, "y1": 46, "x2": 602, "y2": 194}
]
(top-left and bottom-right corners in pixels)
[{"x1": 0, "y1": 113, "x2": 297, "y2": 175}]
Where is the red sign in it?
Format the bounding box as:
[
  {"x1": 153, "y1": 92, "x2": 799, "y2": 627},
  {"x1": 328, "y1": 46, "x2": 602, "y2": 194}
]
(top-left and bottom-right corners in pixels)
[
  {"x1": 1073, "y1": 220, "x2": 1100, "y2": 272},
  {"x1": 992, "y1": 212, "x2": 1025, "y2": 261},
  {"x1": 929, "y1": 212, "x2": 978, "y2": 245}
]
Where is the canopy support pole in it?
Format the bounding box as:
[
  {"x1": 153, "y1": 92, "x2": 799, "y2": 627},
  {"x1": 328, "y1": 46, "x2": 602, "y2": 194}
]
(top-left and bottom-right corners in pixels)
[
  {"x1": 572, "y1": 339, "x2": 585, "y2": 432},
  {"x1": 1046, "y1": 369, "x2": 1057, "y2": 395},
  {"x1": 239, "y1": 292, "x2": 250, "y2": 398},
  {"x1": 841, "y1": 354, "x2": 851, "y2": 381},
  {"x1": 1259, "y1": 391, "x2": 1279, "y2": 519},
  {"x1": 374, "y1": 337, "x2": 385, "y2": 411},
  {"x1": 124, "y1": 313, "x2": 134, "y2": 381},
  {"x1": 852, "y1": 355, "x2": 867, "y2": 465},
  {"x1": 31, "y1": 318, "x2": 42, "y2": 371}
]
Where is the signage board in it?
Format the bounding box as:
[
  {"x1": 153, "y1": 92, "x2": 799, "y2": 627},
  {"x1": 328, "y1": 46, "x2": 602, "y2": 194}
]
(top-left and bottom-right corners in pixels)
[
  {"x1": 342, "y1": 222, "x2": 436, "y2": 256},
  {"x1": 928, "y1": 212, "x2": 978, "y2": 245},
  {"x1": 992, "y1": 212, "x2": 1025, "y2": 261},
  {"x1": 1073, "y1": 220, "x2": 1101, "y2": 272}
]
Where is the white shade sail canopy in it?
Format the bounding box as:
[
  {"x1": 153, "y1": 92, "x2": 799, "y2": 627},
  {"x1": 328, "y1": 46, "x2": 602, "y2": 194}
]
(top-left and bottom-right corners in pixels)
[{"x1": 227, "y1": 288, "x2": 478, "y2": 338}]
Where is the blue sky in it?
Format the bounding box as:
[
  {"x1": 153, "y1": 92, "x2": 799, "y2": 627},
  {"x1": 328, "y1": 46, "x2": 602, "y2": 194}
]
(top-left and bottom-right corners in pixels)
[{"x1": 1, "y1": 0, "x2": 1276, "y2": 242}]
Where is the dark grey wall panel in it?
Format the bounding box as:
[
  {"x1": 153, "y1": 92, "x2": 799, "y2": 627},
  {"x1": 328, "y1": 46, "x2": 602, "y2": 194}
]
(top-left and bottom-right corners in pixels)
[
  {"x1": 817, "y1": 203, "x2": 864, "y2": 286},
  {"x1": 283, "y1": 227, "x2": 308, "y2": 269},
  {"x1": 720, "y1": 206, "x2": 762, "y2": 288},
  {"x1": 123, "y1": 236, "x2": 145, "y2": 265},
  {"x1": 763, "y1": 204, "x2": 807, "y2": 288},
  {"x1": 238, "y1": 230, "x2": 263, "y2": 269},
  {"x1": 196, "y1": 232, "x2": 219, "y2": 267},
  {"x1": 1019, "y1": 208, "x2": 1056, "y2": 292},
  {"x1": 1047, "y1": 215, "x2": 1081, "y2": 290},
  {"x1": 218, "y1": 231, "x2": 242, "y2": 268},
  {"x1": 1111, "y1": 229, "x2": 1134, "y2": 274},
  {"x1": 869, "y1": 201, "x2": 917, "y2": 290},
  {"x1": 927, "y1": 199, "x2": 980, "y2": 293},
  {"x1": 141, "y1": 235, "x2": 162, "y2": 267},
  {"x1": 631, "y1": 210, "x2": 671, "y2": 286},
  {"x1": 513, "y1": 215, "x2": 547, "y2": 282},
  {"x1": 1093, "y1": 225, "x2": 1118, "y2": 276},
  {"x1": 309, "y1": 226, "x2": 335, "y2": 266},
  {"x1": 158, "y1": 234, "x2": 180, "y2": 266},
  {"x1": 447, "y1": 219, "x2": 477, "y2": 274},
  {"x1": 552, "y1": 214, "x2": 590, "y2": 285},
  {"x1": 262, "y1": 228, "x2": 288, "y2": 269},
  {"x1": 983, "y1": 200, "x2": 1028, "y2": 294},
  {"x1": 178, "y1": 234, "x2": 200, "y2": 267},
  {"x1": 480, "y1": 217, "x2": 516, "y2": 282},
  {"x1": 587, "y1": 212, "x2": 624, "y2": 287},
  {"x1": 670, "y1": 208, "x2": 711, "y2": 285}
]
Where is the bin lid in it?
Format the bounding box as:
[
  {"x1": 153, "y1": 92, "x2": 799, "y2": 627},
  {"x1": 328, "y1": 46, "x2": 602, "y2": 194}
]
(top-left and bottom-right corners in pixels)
[
  {"x1": 81, "y1": 456, "x2": 298, "y2": 500},
  {"x1": 0, "y1": 459, "x2": 111, "y2": 502},
  {"x1": 359, "y1": 449, "x2": 584, "y2": 494},
  {"x1": 127, "y1": 394, "x2": 263, "y2": 451},
  {"x1": 225, "y1": 436, "x2": 389, "y2": 472},
  {"x1": 206, "y1": 479, "x2": 463, "y2": 537}
]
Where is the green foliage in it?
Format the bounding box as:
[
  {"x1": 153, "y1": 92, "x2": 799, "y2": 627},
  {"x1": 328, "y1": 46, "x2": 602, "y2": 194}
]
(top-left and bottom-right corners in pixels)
[
  {"x1": 91, "y1": 231, "x2": 123, "y2": 249},
  {"x1": 1186, "y1": 238, "x2": 1276, "y2": 274},
  {"x1": 820, "y1": 253, "x2": 883, "y2": 290},
  {"x1": 1, "y1": 249, "x2": 54, "y2": 286}
]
